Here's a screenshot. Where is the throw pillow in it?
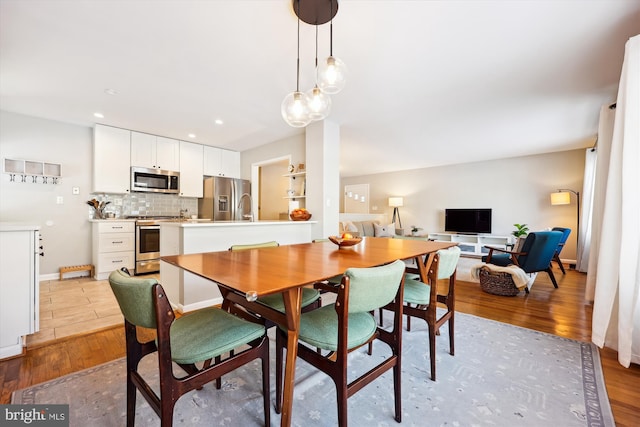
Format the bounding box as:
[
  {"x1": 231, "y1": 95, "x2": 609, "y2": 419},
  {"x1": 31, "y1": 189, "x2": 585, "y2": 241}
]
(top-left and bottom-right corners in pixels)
[
  {"x1": 374, "y1": 223, "x2": 396, "y2": 237},
  {"x1": 342, "y1": 221, "x2": 358, "y2": 232}
]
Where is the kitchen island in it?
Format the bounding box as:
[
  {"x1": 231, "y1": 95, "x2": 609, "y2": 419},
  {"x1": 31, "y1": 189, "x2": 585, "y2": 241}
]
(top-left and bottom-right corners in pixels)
[{"x1": 160, "y1": 220, "x2": 316, "y2": 312}]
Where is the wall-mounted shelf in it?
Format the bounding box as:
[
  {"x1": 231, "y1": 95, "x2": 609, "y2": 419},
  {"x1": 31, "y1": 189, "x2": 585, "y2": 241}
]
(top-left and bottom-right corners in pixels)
[
  {"x1": 282, "y1": 172, "x2": 306, "y2": 179},
  {"x1": 4, "y1": 158, "x2": 61, "y2": 184}
]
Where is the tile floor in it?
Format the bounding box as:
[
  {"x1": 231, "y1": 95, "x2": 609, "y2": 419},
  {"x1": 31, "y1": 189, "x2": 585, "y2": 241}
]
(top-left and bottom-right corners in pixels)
[{"x1": 26, "y1": 273, "x2": 157, "y2": 348}]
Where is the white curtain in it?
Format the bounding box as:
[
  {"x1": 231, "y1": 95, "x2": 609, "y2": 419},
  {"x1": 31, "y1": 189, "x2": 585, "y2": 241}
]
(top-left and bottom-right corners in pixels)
[
  {"x1": 590, "y1": 35, "x2": 640, "y2": 367},
  {"x1": 577, "y1": 148, "x2": 596, "y2": 273}
]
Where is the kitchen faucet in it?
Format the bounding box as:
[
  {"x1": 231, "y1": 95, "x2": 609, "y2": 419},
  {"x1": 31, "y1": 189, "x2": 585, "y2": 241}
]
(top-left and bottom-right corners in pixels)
[{"x1": 238, "y1": 193, "x2": 254, "y2": 221}]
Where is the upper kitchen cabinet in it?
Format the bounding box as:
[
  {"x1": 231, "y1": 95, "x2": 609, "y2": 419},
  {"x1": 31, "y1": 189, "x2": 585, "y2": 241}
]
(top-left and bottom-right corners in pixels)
[
  {"x1": 131, "y1": 131, "x2": 180, "y2": 171},
  {"x1": 179, "y1": 140, "x2": 204, "y2": 198},
  {"x1": 93, "y1": 124, "x2": 131, "y2": 194},
  {"x1": 203, "y1": 146, "x2": 240, "y2": 178}
]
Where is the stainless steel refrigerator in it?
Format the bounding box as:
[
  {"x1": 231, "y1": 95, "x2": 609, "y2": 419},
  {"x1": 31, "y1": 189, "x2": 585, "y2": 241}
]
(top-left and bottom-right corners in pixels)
[{"x1": 198, "y1": 177, "x2": 252, "y2": 221}]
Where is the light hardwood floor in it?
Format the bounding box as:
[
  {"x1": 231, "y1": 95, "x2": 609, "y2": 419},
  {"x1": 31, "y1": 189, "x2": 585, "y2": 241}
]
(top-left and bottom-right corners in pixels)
[
  {"x1": 27, "y1": 273, "x2": 159, "y2": 347},
  {"x1": 1, "y1": 265, "x2": 639, "y2": 426}
]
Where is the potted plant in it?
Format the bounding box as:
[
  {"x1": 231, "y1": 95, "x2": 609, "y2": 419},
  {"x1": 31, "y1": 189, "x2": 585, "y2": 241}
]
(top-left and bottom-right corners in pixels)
[
  {"x1": 511, "y1": 223, "x2": 529, "y2": 245},
  {"x1": 410, "y1": 225, "x2": 423, "y2": 236}
]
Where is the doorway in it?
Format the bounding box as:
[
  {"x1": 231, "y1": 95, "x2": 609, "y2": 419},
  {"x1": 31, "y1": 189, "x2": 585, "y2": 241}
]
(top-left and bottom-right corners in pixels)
[{"x1": 252, "y1": 156, "x2": 290, "y2": 220}]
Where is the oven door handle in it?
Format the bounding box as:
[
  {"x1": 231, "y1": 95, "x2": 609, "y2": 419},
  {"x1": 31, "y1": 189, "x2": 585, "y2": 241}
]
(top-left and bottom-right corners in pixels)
[{"x1": 138, "y1": 225, "x2": 160, "y2": 230}]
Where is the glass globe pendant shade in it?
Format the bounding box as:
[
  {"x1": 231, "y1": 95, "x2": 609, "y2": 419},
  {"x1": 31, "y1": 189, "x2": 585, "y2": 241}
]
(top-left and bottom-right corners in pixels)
[
  {"x1": 306, "y1": 86, "x2": 331, "y2": 121},
  {"x1": 281, "y1": 91, "x2": 312, "y2": 128},
  {"x1": 317, "y1": 56, "x2": 347, "y2": 94}
]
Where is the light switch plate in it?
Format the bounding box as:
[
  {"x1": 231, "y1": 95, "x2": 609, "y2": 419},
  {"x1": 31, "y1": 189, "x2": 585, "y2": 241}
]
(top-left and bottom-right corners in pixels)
[
  {"x1": 56, "y1": 196, "x2": 64, "y2": 204},
  {"x1": 72, "y1": 186, "x2": 80, "y2": 195}
]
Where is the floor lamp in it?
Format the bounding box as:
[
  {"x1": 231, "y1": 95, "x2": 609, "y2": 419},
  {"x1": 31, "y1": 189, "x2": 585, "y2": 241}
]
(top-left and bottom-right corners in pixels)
[
  {"x1": 550, "y1": 189, "x2": 580, "y2": 265},
  {"x1": 388, "y1": 197, "x2": 403, "y2": 231}
]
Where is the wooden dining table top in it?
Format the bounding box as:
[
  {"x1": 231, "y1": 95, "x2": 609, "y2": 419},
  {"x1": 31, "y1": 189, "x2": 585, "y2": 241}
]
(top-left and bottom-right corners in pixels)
[{"x1": 161, "y1": 237, "x2": 458, "y2": 297}]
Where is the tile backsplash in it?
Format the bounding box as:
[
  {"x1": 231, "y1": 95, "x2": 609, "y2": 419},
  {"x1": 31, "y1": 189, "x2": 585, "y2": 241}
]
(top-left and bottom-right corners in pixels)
[{"x1": 89, "y1": 192, "x2": 198, "y2": 218}]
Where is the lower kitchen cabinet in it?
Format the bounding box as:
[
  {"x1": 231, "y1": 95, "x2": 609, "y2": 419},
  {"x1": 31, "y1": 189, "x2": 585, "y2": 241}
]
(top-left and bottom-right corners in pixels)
[
  {"x1": 0, "y1": 224, "x2": 40, "y2": 360},
  {"x1": 92, "y1": 221, "x2": 135, "y2": 280}
]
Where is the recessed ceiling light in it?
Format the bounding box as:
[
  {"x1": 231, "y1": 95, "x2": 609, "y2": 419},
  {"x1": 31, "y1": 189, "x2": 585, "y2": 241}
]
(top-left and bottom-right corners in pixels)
[
  {"x1": 104, "y1": 88, "x2": 118, "y2": 96},
  {"x1": 94, "y1": 112, "x2": 104, "y2": 118},
  {"x1": 188, "y1": 133, "x2": 196, "y2": 138},
  {"x1": 214, "y1": 119, "x2": 224, "y2": 125}
]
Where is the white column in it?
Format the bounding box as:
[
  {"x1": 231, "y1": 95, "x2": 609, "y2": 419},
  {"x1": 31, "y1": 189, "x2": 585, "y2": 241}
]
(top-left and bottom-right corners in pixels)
[{"x1": 305, "y1": 120, "x2": 340, "y2": 240}]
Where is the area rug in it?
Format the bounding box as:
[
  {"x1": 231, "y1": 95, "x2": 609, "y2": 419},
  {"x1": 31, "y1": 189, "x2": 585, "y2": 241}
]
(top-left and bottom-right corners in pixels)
[
  {"x1": 455, "y1": 255, "x2": 482, "y2": 282},
  {"x1": 12, "y1": 312, "x2": 613, "y2": 427}
]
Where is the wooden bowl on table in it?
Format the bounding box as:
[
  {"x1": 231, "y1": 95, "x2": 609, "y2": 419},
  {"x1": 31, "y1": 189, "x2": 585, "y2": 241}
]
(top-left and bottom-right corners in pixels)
[
  {"x1": 329, "y1": 235, "x2": 363, "y2": 248},
  {"x1": 290, "y1": 210, "x2": 312, "y2": 221}
]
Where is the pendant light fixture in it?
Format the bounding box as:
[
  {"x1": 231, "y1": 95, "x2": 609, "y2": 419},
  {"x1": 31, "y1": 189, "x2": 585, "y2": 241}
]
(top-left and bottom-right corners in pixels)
[
  {"x1": 283, "y1": 0, "x2": 344, "y2": 127},
  {"x1": 306, "y1": 25, "x2": 331, "y2": 121},
  {"x1": 317, "y1": 0, "x2": 347, "y2": 94},
  {"x1": 281, "y1": 2, "x2": 311, "y2": 128}
]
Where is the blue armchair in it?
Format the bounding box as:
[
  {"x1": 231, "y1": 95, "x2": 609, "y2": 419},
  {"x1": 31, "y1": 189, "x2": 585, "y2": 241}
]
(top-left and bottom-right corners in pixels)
[
  {"x1": 551, "y1": 227, "x2": 571, "y2": 274},
  {"x1": 482, "y1": 231, "x2": 563, "y2": 291}
]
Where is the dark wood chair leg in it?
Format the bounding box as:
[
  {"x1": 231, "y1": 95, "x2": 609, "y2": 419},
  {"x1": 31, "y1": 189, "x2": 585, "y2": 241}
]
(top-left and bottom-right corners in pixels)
[
  {"x1": 448, "y1": 313, "x2": 455, "y2": 356},
  {"x1": 393, "y1": 358, "x2": 402, "y2": 422},
  {"x1": 275, "y1": 328, "x2": 284, "y2": 414},
  {"x1": 260, "y1": 338, "x2": 271, "y2": 427},
  {"x1": 336, "y1": 372, "x2": 348, "y2": 427},
  {"x1": 126, "y1": 374, "x2": 136, "y2": 427},
  {"x1": 428, "y1": 323, "x2": 436, "y2": 381},
  {"x1": 554, "y1": 255, "x2": 566, "y2": 274},
  {"x1": 546, "y1": 267, "x2": 559, "y2": 288}
]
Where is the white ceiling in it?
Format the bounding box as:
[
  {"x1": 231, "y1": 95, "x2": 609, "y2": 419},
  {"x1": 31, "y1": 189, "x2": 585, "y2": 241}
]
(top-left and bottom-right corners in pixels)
[{"x1": 1, "y1": 1, "x2": 638, "y2": 177}]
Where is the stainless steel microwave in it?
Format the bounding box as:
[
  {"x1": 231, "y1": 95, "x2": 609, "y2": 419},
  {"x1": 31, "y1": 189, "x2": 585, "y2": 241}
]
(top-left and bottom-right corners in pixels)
[{"x1": 131, "y1": 167, "x2": 179, "y2": 194}]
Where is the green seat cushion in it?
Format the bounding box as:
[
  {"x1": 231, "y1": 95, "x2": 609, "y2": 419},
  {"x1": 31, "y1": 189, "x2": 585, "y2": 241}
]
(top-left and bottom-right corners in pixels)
[
  {"x1": 403, "y1": 279, "x2": 431, "y2": 306},
  {"x1": 169, "y1": 307, "x2": 265, "y2": 365},
  {"x1": 296, "y1": 305, "x2": 377, "y2": 351},
  {"x1": 404, "y1": 272, "x2": 420, "y2": 281},
  {"x1": 257, "y1": 287, "x2": 321, "y2": 312}
]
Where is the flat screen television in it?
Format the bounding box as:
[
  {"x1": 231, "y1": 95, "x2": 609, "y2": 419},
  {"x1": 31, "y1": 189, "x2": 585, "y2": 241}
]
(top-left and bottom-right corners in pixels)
[{"x1": 444, "y1": 208, "x2": 492, "y2": 234}]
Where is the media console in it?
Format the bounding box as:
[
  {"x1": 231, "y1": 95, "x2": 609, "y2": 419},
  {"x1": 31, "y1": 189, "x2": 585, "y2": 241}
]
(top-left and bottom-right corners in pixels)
[{"x1": 427, "y1": 233, "x2": 512, "y2": 257}]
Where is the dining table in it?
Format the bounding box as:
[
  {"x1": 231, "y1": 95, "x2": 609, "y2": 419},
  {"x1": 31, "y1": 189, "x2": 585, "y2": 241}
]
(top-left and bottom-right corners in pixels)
[{"x1": 161, "y1": 236, "x2": 457, "y2": 427}]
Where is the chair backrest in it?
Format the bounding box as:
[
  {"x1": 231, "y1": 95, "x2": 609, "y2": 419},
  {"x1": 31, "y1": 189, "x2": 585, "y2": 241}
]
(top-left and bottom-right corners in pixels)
[
  {"x1": 229, "y1": 241, "x2": 279, "y2": 251},
  {"x1": 108, "y1": 269, "x2": 159, "y2": 329},
  {"x1": 436, "y1": 246, "x2": 461, "y2": 279},
  {"x1": 551, "y1": 227, "x2": 571, "y2": 254},
  {"x1": 515, "y1": 231, "x2": 563, "y2": 273},
  {"x1": 344, "y1": 259, "x2": 406, "y2": 313}
]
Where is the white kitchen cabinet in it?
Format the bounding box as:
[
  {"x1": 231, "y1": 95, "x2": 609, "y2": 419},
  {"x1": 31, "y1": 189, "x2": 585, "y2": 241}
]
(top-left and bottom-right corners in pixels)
[
  {"x1": 179, "y1": 140, "x2": 204, "y2": 198},
  {"x1": 92, "y1": 221, "x2": 135, "y2": 280},
  {"x1": 131, "y1": 131, "x2": 180, "y2": 171},
  {"x1": 0, "y1": 224, "x2": 40, "y2": 360},
  {"x1": 203, "y1": 146, "x2": 240, "y2": 178},
  {"x1": 93, "y1": 124, "x2": 131, "y2": 194}
]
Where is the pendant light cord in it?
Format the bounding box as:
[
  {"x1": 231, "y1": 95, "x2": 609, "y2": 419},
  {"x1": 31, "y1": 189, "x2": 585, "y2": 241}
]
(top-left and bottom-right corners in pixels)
[
  {"x1": 296, "y1": 4, "x2": 301, "y2": 92},
  {"x1": 330, "y1": 0, "x2": 334, "y2": 56}
]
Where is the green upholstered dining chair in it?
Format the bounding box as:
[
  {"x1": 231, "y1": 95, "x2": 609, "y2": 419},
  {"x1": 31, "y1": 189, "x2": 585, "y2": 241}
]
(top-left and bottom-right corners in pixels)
[
  {"x1": 274, "y1": 259, "x2": 406, "y2": 426},
  {"x1": 229, "y1": 241, "x2": 322, "y2": 318},
  {"x1": 108, "y1": 269, "x2": 270, "y2": 427},
  {"x1": 382, "y1": 246, "x2": 461, "y2": 381}
]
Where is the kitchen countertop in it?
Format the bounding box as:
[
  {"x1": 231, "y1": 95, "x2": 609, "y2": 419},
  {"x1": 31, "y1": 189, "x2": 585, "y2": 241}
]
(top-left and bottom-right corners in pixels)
[
  {"x1": 0, "y1": 222, "x2": 41, "y2": 231},
  {"x1": 160, "y1": 220, "x2": 317, "y2": 227},
  {"x1": 88, "y1": 218, "x2": 137, "y2": 222}
]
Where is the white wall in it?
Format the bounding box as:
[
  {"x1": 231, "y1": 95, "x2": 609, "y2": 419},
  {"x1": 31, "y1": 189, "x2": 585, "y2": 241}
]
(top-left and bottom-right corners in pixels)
[
  {"x1": 0, "y1": 111, "x2": 94, "y2": 276},
  {"x1": 240, "y1": 134, "x2": 305, "y2": 180},
  {"x1": 341, "y1": 150, "x2": 585, "y2": 260}
]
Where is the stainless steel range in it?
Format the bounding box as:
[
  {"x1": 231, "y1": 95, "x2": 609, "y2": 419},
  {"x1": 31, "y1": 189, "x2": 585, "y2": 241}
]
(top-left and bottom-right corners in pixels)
[{"x1": 134, "y1": 218, "x2": 162, "y2": 275}]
